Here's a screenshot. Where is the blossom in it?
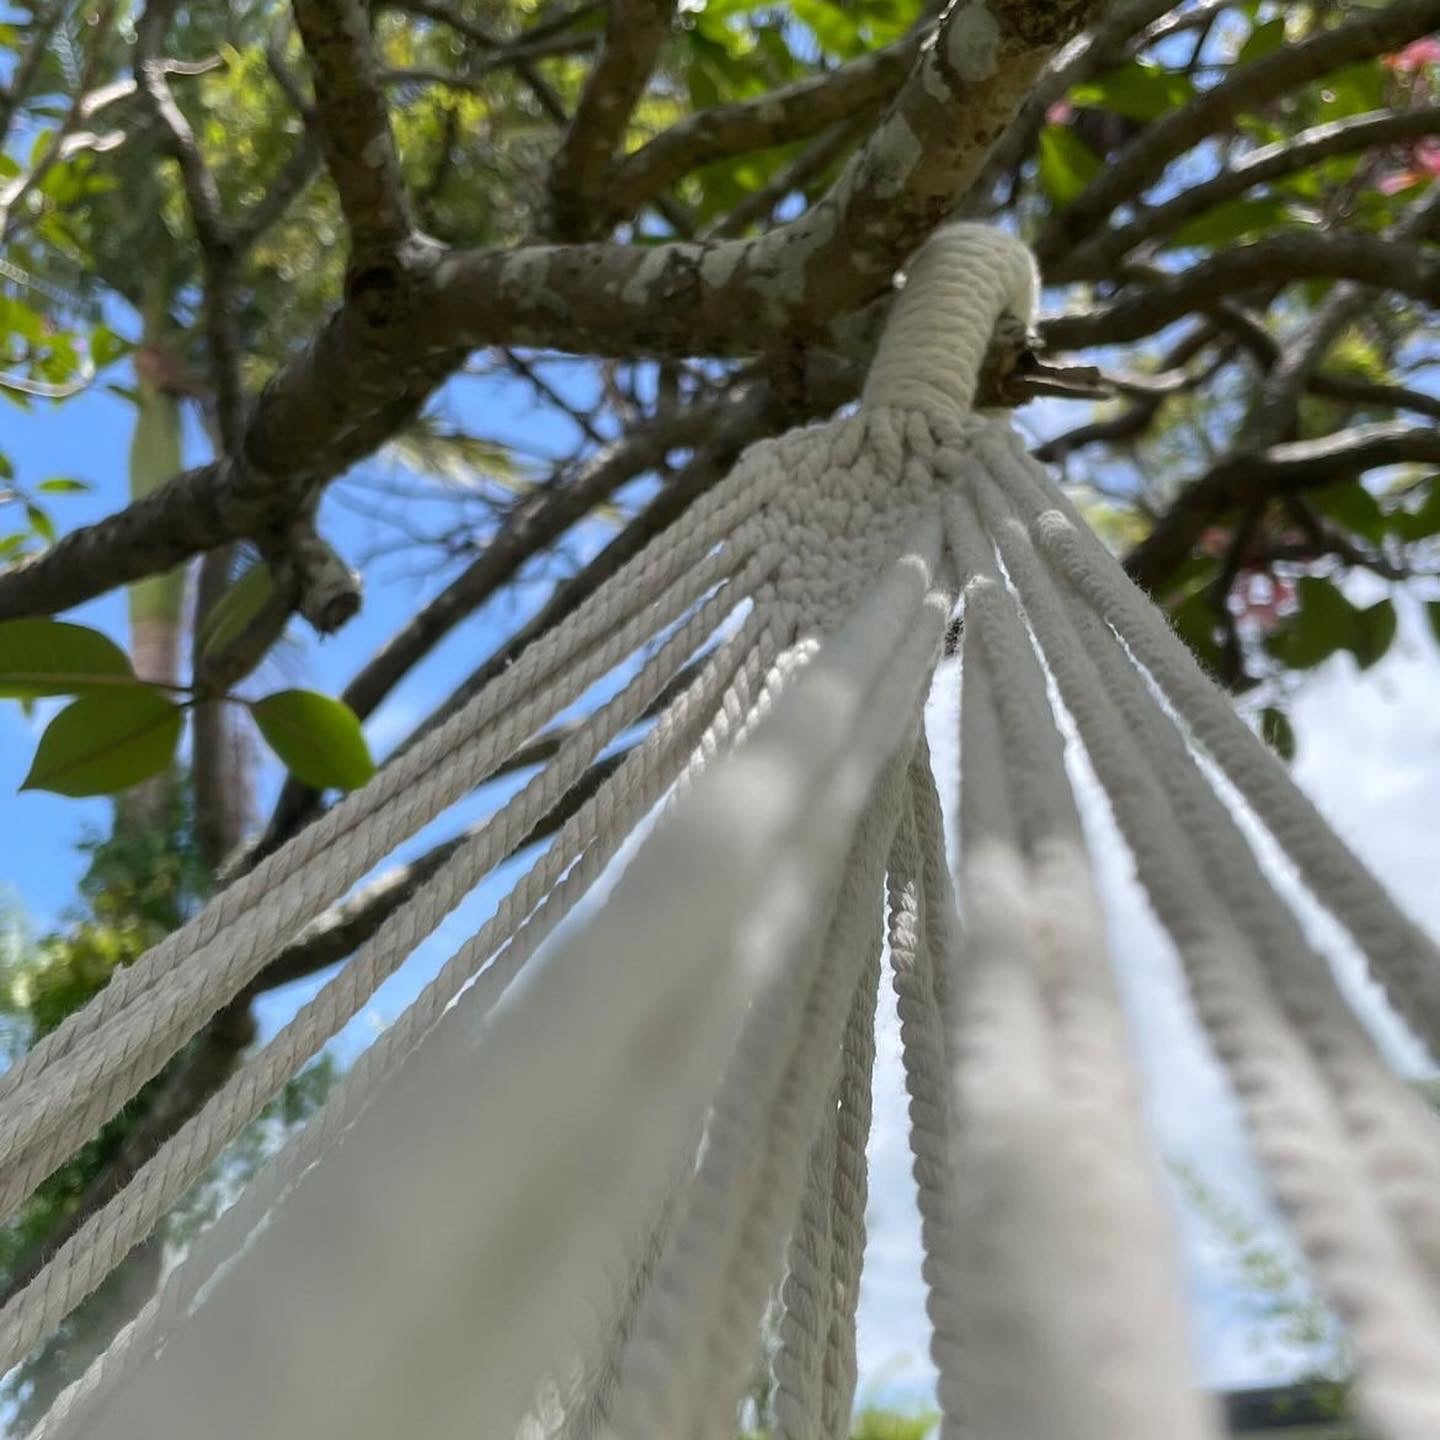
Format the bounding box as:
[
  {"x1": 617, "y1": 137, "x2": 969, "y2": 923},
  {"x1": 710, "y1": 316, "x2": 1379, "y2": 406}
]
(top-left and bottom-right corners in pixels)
[{"x1": 1384, "y1": 36, "x2": 1440, "y2": 71}]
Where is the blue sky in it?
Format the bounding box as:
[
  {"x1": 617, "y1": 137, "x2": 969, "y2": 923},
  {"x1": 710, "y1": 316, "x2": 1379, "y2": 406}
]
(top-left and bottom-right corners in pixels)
[{"x1": 4, "y1": 326, "x2": 1440, "y2": 1416}]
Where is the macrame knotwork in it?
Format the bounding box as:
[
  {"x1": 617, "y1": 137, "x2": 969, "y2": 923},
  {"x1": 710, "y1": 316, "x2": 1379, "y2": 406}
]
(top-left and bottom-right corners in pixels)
[{"x1": 5, "y1": 225, "x2": 1440, "y2": 1440}]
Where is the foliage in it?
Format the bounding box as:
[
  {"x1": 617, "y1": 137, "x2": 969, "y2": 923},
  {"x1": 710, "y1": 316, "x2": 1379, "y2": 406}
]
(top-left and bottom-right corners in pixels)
[
  {"x1": 0, "y1": 618, "x2": 375, "y2": 795},
  {"x1": 0, "y1": 801, "x2": 335, "y2": 1427},
  {"x1": 1172, "y1": 1160, "x2": 1351, "y2": 1394}
]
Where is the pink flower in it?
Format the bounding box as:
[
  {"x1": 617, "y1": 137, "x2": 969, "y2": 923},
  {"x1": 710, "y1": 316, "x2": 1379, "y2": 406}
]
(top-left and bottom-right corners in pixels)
[
  {"x1": 1417, "y1": 137, "x2": 1440, "y2": 174},
  {"x1": 1379, "y1": 169, "x2": 1423, "y2": 194},
  {"x1": 1384, "y1": 36, "x2": 1440, "y2": 71},
  {"x1": 1046, "y1": 99, "x2": 1075, "y2": 125}
]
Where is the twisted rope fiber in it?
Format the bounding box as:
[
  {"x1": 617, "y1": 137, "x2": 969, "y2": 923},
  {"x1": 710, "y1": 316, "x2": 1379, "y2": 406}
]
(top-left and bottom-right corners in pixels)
[
  {"x1": 774, "y1": 1092, "x2": 840, "y2": 1440},
  {"x1": 767, "y1": 822, "x2": 886, "y2": 1440},
  {"x1": 885, "y1": 769, "x2": 967, "y2": 1425},
  {"x1": 957, "y1": 451, "x2": 1440, "y2": 1438},
  {"x1": 607, "y1": 634, "x2": 940, "y2": 1440},
  {"x1": 53, "y1": 629, "x2": 822, "y2": 1440},
  {"x1": 1037, "y1": 522, "x2": 1440, "y2": 1295},
  {"x1": 0, "y1": 541, "x2": 761, "y2": 1232},
  {"x1": 0, "y1": 550, "x2": 777, "y2": 1272},
  {"x1": 981, "y1": 421, "x2": 1440, "y2": 1061},
  {"x1": 3, "y1": 597, "x2": 773, "y2": 1391},
  {"x1": 692, "y1": 762, "x2": 903, "y2": 1440},
  {"x1": 75, "y1": 511, "x2": 948, "y2": 1440},
  {"x1": 548, "y1": 629, "x2": 798, "y2": 1440},
  {"x1": 979, "y1": 444, "x2": 1440, "y2": 1290},
  {"x1": 32, "y1": 620, "x2": 780, "y2": 1440},
  {"x1": 945, "y1": 487, "x2": 1217, "y2": 1440},
  {"x1": 600, "y1": 529, "x2": 950, "y2": 1440},
  {"x1": 822, "y1": 934, "x2": 881, "y2": 1440},
  {"x1": 0, "y1": 454, "x2": 782, "y2": 1119}
]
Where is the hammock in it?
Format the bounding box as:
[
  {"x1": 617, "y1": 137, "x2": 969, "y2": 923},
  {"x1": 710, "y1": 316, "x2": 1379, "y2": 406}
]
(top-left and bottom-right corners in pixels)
[{"x1": 5, "y1": 224, "x2": 1440, "y2": 1440}]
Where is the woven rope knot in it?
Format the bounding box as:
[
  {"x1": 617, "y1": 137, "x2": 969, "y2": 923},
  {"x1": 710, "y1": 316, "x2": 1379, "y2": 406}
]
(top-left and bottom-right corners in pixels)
[{"x1": 862, "y1": 223, "x2": 1038, "y2": 425}]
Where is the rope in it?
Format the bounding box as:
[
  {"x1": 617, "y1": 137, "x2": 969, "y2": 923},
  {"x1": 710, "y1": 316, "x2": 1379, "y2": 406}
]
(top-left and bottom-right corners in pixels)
[
  {"x1": 984, "y1": 420, "x2": 1440, "y2": 1063},
  {"x1": 0, "y1": 460, "x2": 779, "y2": 1111},
  {"x1": 958, "y1": 441, "x2": 1440, "y2": 1439},
  {"x1": 0, "y1": 540, "x2": 770, "y2": 1227},
  {"x1": 28, "y1": 616, "x2": 776, "y2": 1438},
  {"x1": 9, "y1": 219, "x2": 1438, "y2": 1440}
]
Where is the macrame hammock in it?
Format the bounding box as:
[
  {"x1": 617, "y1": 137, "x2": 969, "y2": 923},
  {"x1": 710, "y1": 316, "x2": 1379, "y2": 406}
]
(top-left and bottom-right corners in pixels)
[{"x1": 5, "y1": 225, "x2": 1440, "y2": 1440}]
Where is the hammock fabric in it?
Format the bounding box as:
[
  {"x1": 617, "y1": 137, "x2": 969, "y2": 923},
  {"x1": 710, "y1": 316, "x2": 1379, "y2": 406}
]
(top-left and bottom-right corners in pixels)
[{"x1": 5, "y1": 225, "x2": 1440, "y2": 1440}]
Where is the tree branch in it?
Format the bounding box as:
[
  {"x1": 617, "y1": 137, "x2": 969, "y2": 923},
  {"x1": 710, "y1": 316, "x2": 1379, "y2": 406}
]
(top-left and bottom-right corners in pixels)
[
  {"x1": 0, "y1": 0, "x2": 65, "y2": 150},
  {"x1": 1037, "y1": 0, "x2": 1440, "y2": 266},
  {"x1": 293, "y1": 0, "x2": 414, "y2": 263},
  {"x1": 135, "y1": 0, "x2": 248, "y2": 452},
  {"x1": 545, "y1": 0, "x2": 677, "y2": 239},
  {"x1": 964, "y1": 0, "x2": 1180, "y2": 212},
  {"x1": 1061, "y1": 104, "x2": 1440, "y2": 279},
  {"x1": 1041, "y1": 233, "x2": 1440, "y2": 352},
  {"x1": 602, "y1": 32, "x2": 921, "y2": 225},
  {"x1": 259, "y1": 394, "x2": 733, "y2": 847},
  {"x1": 0, "y1": 0, "x2": 1098, "y2": 622},
  {"x1": 1124, "y1": 422, "x2": 1440, "y2": 592}
]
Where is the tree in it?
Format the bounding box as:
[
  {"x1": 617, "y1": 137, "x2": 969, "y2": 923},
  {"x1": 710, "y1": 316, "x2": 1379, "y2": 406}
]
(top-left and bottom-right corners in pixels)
[{"x1": 1, "y1": 0, "x2": 1439, "y2": 1410}]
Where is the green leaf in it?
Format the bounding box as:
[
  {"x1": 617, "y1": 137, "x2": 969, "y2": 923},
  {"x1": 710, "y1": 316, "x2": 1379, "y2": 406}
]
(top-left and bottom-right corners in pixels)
[
  {"x1": 1350, "y1": 598, "x2": 1397, "y2": 670},
  {"x1": 24, "y1": 504, "x2": 53, "y2": 544},
  {"x1": 1037, "y1": 125, "x2": 1103, "y2": 210},
  {"x1": 1265, "y1": 576, "x2": 1356, "y2": 669},
  {"x1": 88, "y1": 324, "x2": 129, "y2": 368},
  {"x1": 1070, "y1": 62, "x2": 1193, "y2": 122},
  {"x1": 1170, "y1": 590, "x2": 1225, "y2": 673},
  {"x1": 1427, "y1": 601, "x2": 1440, "y2": 648},
  {"x1": 1170, "y1": 198, "x2": 1295, "y2": 249},
  {"x1": 197, "y1": 562, "x2": 275, "y2": 659},
  {"x1": 1390, "y1": 482, "x2": 1440, "y2": 541},
  {"x1": 1260, "y1": 706, "x2": 1297, "y2": 762},
  {"x1": 0, "y1": 618, "x2": 136, "y2": 697},
  {"x1": 250, "y1": 689, "x2": 375, "y2": 791},
  {"x1": 21, "y1": 688, "x2": 182, "y2": 796},
  {"x1": 35, "y1": 476, "x2": 89, "y2": 495},
  {"x1": 1312, "y1": 482, "x2": 1386, "y2": 543},
  {"x1": 0, "y1": 452, "x2": 13, "y2": 481},
  {"x1": 1237, "y1": 16, "x2": 1286, "y2": 66}
]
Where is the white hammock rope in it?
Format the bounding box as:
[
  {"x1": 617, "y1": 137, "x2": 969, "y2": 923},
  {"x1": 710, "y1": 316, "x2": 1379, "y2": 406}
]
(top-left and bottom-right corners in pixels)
[{"x1": 5, "y1": 222, "x2": 1438, "y2": 1440}]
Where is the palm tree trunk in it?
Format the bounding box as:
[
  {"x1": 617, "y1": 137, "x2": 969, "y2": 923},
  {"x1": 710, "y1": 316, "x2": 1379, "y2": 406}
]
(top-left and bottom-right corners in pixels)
[{"x1": 120, "y1": 343, "x2": 188, "y2": 829}]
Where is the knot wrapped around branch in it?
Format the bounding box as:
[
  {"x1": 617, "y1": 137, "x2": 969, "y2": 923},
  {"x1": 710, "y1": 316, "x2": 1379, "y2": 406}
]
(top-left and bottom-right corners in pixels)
[{"x1": 863, "y1": 223, "x2": 1040, "y2": 423}]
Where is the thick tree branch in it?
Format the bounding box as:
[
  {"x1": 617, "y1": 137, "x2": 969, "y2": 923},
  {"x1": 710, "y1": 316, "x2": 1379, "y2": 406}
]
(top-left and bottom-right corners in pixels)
[
  {"x1": 1037, "y1": 0, "x2": 1440, "y2": 266},
  {"x1": 0, "y1": 0, "x2": 1099, "y2": 623},
  {"x1": 1124, "y1": 422, "x2": 1440, "y2": 593},
  {"x1": 1062, "y1": 105, "x2": 1440, "y2": 279},
  {"x1": 965, "y1": 0, "x2": 1180, "y2": 211},
  {"x1": 1041, "y1": 233, "x2": 1440, "y2": 352},
  {"x1": 293, "y1": 0, "x2": 414, "y2": 262},
  {"x1": 545, "y1": 0, "x2": 677, "y2": 239}
]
